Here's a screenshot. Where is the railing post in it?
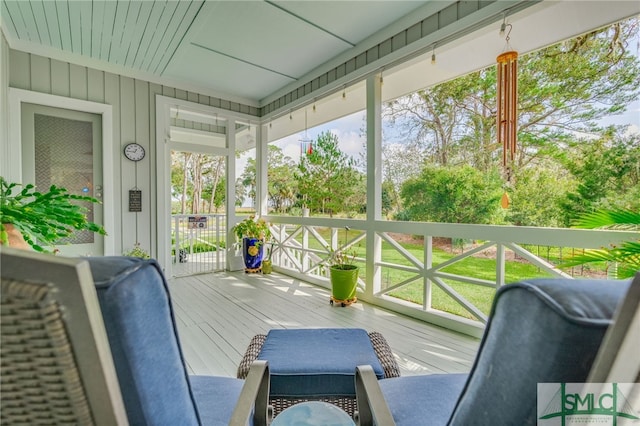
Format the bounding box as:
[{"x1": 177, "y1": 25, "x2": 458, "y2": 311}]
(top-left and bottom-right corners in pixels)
[
  {"x1": 424, "y1": 235, "x2": 433, "y2": 310},
  {"x1": 331, "y1": 227, "x2": 338, "y2": 278},
  {"x1": 302, "y1": 209, "x2": 309, "y2": 273},
  {"x1": 496, "y1": 243, "x2": 506, "y2": 287},
  {"x1": 216, "y1": 215, "x2": 221, "y2": 270},
  {"x1": 174, "y1": 216, "x2": 180, "y2": 264}
]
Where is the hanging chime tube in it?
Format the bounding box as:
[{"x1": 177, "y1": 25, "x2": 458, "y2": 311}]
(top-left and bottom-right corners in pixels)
[{"x1": 496, "y1": 51, "x2": 518, "y2": 169}]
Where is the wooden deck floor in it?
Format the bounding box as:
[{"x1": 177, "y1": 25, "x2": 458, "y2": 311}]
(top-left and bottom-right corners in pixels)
[{"x1": 169, "y1": 270, "x2": 480, "y2": 378}]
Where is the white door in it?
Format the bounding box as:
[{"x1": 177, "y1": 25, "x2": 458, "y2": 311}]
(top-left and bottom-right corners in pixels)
[{"x1": 21, "y1": 103, "x2": 104, "y2": 256}]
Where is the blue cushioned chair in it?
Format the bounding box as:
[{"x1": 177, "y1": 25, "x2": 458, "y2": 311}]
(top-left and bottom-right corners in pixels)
[
  {"x1": 87, "y1": 256, "x2": 270, "y2": 426},
  {"x1": 355, "y1": 275, "x2": 638, "y2": 426}
]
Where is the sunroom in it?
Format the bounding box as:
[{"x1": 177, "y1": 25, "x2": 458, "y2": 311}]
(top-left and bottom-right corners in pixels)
[{"x1": 1, "y1": 0, "x2": 639, "y2": 422}]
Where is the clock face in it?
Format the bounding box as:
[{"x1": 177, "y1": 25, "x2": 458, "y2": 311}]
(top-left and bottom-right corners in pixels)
[{"x1": 124, "y1": 143, "x2": 145, "y2": 161}]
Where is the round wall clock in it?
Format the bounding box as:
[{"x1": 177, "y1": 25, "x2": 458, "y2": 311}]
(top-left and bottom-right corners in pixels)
[{"x1": 123, "y1": 143, "x2": 145, "y2": 161}]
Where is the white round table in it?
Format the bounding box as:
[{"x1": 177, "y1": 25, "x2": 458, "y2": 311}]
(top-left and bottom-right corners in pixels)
[{"x1": 270, "y1": 401, "x2": 355, "y2": 426}]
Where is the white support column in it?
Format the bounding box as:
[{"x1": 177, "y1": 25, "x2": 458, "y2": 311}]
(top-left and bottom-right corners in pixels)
[
  {"x1": 256, "y1": 123, "x2": 268, "y2": 217},
  {"x1": 226, "y1": 122, "x2": 237, "y2": 271},
  {"x1": 365, "y1": 73, "x2": 383, "y2": 299}
]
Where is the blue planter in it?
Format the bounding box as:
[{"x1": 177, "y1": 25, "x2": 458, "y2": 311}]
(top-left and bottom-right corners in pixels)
[{"x1": 242, "y1": 237, "x2": 264, "y2": 271}]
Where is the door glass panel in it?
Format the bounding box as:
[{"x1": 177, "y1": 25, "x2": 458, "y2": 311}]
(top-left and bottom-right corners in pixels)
[{"x1": 34, "y1": 113, "x2": 95, "y2": 244}]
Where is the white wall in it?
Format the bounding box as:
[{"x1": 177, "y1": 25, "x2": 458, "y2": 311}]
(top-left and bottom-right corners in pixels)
[{"x1": 2, "y1": 48, "x2": 258, "y2": 257}]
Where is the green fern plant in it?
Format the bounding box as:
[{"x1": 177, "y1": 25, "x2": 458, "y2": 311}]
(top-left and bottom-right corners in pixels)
[
  {"x1": 0, "y1": 177, "x2": 106, "y2": 252},
  {"x1": 560, "y1": 208, "x2": 640, "y2": 278}
]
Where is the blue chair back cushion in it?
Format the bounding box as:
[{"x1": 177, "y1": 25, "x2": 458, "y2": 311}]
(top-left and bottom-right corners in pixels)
[
  {"x1": 88, "y1": 257, "x2": 201, "y2": 425},
  {"x1": 449, "y1": 278, "x2": 629, "y2": 426}
]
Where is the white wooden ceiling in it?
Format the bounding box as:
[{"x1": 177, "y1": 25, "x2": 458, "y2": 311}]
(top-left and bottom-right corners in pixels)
[{"x1": 0, "y1": 0, "x2": 431, "y2": 103}]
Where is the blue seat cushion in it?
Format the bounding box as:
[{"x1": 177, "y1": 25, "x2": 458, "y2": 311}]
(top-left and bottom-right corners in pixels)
[
  {"x1": 190, "y1": 376, "x2": 247, "y2": 426},
  {"x1": 258, "y1": 328, "x2": 384, "y2": 397},
  {"x1": 379, "y1": 374, "x2": 467, "y2": 426},
  {"x1": 89, "y1": 257, "x2": 201, "y2": 425}
]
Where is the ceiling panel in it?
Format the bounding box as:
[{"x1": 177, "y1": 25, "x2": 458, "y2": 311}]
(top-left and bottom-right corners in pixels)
[
  {"x1": 163, "y1": 41, "x2": 293, "y2": 100},
  {"x1": 98, "y1": 1, "x2": 117, "y2": 61},
  {"x1": 153, "y1": 1, "x2": 203, "y2": 75},
  {"x1": 185, "y1": 1, "x2": 352, "y2": 79},
  {"x1": 272, "y1": 0, "x2": 427, "y2": 45},
  {"x1": 30, "y1": 1, "x2": 50, "y2": 46},
  {"x1": 138, "y1": 1, "x2": 182, "y2": 71},
  {"x1": 1, "y1": 0, "x2": 435, "y2": 104}
]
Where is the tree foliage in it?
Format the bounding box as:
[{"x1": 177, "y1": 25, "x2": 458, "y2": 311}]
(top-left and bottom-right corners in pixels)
[
  {"x1": 171, "y1": 151, "x2": 226, "y2": 214},
  {"x1": 296, "y1": 131, "x2": 362, "y2": 216},
  {"x1": 399, "y1": 165, "x2": 504, "y2": 224},
  {"x1": 558, "y1": 129, "x2": 640, "y2": 225}
]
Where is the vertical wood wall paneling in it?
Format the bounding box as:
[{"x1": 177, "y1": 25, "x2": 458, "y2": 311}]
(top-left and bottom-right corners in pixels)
[
  {"x1": 69, "y1": 63, "x2": 87, "y2": 100},
  {"x1": 175, "y1": 89, "x2": 187, "y2": 100},
  {"x1": 119, "y1": 76, "x2": 137, "y2": 249},
  {"x1": 134, "y1": 79, "x2": 152, "y2": 250},
  {"x1": 30, "y1": 55, "x2": 50, "y2": 94},
  {"x1": 104, "y1": 72, "x2": 123, "y2": 252},
  {"x1": 9, "y1": 50, "x2": 30, "y2": 90},
  {"x1": 50, "y1": 59, "x2": 70, "y2": 97},
  {"x1": 87, "y1": 69, "x2": 105, "y2": 103},
  {"x1": 163, "y1": 86, "x2": 176, "y2": 98}
]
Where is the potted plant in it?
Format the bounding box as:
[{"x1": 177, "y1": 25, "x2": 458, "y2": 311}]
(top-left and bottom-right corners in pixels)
[
  {"x1": 560, "y1": 208, "x2": 640, "y2": 278},
  {"x1": 262, "y1": 241, "x2": 274, "y2": 274},
  {"x1": 232, "y1": 215, "x2": 271, "y2": 273},
  {"x1": 327, "y1": 226, "x2": 359, "y2": 305},
  {"x1": 0, "y1": 177, "x2": 106, "y2": 253},
  {"x1": 123, "y1": 243, "x2": 151, "y2": 259}
]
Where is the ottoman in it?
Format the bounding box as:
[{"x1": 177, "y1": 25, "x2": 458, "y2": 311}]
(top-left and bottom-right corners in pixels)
[{"x1": 237, "y1": 328, "x2": 399, "y2": 416}]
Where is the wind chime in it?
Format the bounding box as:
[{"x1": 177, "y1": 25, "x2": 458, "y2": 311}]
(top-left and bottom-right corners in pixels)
[
  {"x1": 300, "y1": 109, "x2": 313, "y2": 155},
  {"x1": 496, "y1": 19, "x2": 518, "y2": 208}
]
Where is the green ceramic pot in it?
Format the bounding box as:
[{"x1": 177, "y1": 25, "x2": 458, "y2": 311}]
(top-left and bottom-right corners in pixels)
[
  {"x1": 262, "y1": 259, "x2": 273, "y2": 274},
  {"x1": 330, "y1": 265, "x2": 358, "y2": 300}
]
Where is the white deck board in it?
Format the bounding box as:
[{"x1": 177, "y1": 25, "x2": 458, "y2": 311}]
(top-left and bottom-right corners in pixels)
[{"x1": 169, "y1": 271, "x2": 480, "y2": 377}]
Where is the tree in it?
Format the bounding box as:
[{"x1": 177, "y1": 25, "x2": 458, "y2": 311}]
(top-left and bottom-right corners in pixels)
[
  {"x1": 382, "y1": 142, "x2": 426, "y2": 212},
  {"x1": 239, "y1": 145, "x2": 298, "y2": 213},
  {"x1": 295, "y1": 131, "x2": 362, "y2": 216},
  {"x1": 504, "y1": 165, "x2": 570, "y2": 227},
  {"x1": 207, "y1": 156, "x2": 225, "y2": 213},
  {"x1": 266, "y1": 146, "x2": 297, "y2": 213},
  {"x1": 558, "y1": 128, "x2": 640, "y2": 225},
  {"x1": 399, "y1": 165, "x2": 504, "y2": 224}
]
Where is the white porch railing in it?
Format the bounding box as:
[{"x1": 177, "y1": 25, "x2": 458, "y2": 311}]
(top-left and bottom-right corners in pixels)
[
  {"x1": 171, "y1": 214, "x2": 227, "y2": 276},
  {"x1": 263, "y1": 215, "x2": 638, "y2": 337}
]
